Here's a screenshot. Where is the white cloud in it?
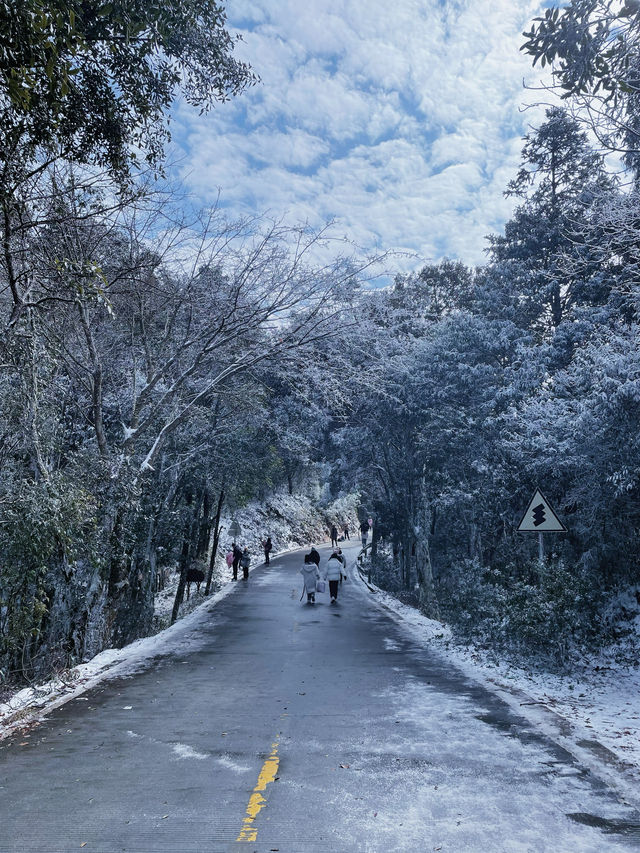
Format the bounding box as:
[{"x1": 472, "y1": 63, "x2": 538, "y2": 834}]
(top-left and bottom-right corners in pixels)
[{"x1": 172, "y1": 0, "x2": 551, "y2": 267}]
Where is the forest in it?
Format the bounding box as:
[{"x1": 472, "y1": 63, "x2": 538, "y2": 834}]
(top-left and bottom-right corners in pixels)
[{"x1": 1, "y1": 0, "x2": 640, "y2": 686}]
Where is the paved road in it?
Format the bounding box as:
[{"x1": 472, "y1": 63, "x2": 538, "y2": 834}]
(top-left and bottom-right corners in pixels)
[{"x1": 1, "y1": 545, "x2": 639, "y2": 852}]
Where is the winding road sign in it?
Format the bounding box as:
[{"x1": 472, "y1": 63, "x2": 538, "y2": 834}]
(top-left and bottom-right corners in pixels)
[{"x1": 517, "y1": 489, "x2": 566, "y2": 532}]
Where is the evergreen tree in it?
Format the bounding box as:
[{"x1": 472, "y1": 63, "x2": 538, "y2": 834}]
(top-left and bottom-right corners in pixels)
[{"x1": 489, "y1": 107, "x2": 614, "y2": 333}]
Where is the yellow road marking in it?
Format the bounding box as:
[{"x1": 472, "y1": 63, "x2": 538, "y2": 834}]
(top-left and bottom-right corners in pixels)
[{"x1": 236, "y1": 738, "x2": 280, "y2": 842}]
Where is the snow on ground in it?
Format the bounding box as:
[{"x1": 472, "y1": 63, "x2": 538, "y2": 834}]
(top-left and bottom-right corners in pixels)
[
  {"x1": 0, "y1": 577, "x2": 236, "y2": 739},
  {"x1": 2, "y1": 533, "x2": 639, "y2": 814},
  {"x1": 0, "y1": 491, "x2": 358, "y2": 739},
  {"x1": 216, "y1": 491, "x2": 357, "y2": 569},
  {"x1": 355, "y1": 567, "x2": 640, "y2": 808}
]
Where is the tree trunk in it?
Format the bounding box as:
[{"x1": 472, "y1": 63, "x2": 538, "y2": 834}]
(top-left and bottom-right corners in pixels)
[
  {"x1": 401, "y1": 537, "x2": 412, "y2": 590},
  {"x1": 171, "y1": 488, "x2": 194, "y2": 624},
  {"x1": 148, "y1": 466, "x2": 180, "y2": 593},
  {"x1": 25, "y1": 312, "x2": 49, "y2": 481},
  {"x1": 145, "y1": 511, "x2": 159, "y2": 593},
  {"x1": 171, "y1": 487, "x2": 203, "y2": 624},
  {"x1": 107, "y1": 507, "x2": 125, "y2": 598},
  {"x1": 551, "y1": 281, "x2": 563, "y2": 327},
  {"x1": 196, "y1": 487, "x2": 212, "y2": 559},
  {"x1": 468, "y1": 521, "x2": 478, "y2": 560},
  {"x1": 205, "y1": 486, "x2": 225, "y2": 595},
  {"x1": 415, "y1": 533, "x2": 439, "y2": 619},
  {"x1": 78, "y1": 302, "x2": 109, "y2": 459}
]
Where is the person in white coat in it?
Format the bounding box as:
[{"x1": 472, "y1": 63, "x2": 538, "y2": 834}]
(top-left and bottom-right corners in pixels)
[
  {"x1": 300, "y1": 554, "x2": 320, "y2": 604},
  {"x1": 324, "y1": 550, "x2": 345, "y2": 604}
]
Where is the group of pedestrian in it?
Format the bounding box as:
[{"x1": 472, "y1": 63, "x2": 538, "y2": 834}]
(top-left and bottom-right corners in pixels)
[
  {"x1": 226, "y1": 542, "x2": 250, "y2": 580},
  {"x1": 329, "y1": 523, "x2": 351, "y2": 547},
  {"x1": 225, "y1": 534, "x2": 274, "y2": 580},
  {"x1": 300, "y1": 545, "x2": 347, "y2": 605},
  {"x1": 224, "y1": 530, "x2": 352, "y2": 605}
]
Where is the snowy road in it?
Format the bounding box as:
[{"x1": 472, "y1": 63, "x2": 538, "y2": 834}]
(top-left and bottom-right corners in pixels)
[{"x1": 1, "y1": 546, "x2": 639, "y2": 852}]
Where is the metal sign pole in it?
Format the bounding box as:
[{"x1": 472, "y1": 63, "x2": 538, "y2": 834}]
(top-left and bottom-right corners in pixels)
[{"x1": 538, "y1": 531, "x2": 544, "y2": 562}]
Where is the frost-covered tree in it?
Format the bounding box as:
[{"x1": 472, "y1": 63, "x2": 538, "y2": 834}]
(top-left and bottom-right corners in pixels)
[
  {"x1": 0, "y1": 175, "x2": 371, "y2": 675},
  {"x1": 0, "y1": 0, "x2": 256, "y2": 175},
  {"x1": 522, "y1": 1, "x2": 640, "y2": 176},
  {"x1": 489, "y1": 107, "x2": 614, "y2": 333}
]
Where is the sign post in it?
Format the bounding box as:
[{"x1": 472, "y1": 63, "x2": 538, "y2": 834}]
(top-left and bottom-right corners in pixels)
[
  {"x1": 539, "y1": 531, "x2": 544, "y2": 562},
  {"x1": 517, "y1": 489, "x2": 566, "y2": 560},
  {"x1": 228, "y1": 520, "x2": 242, "y2": 541}
]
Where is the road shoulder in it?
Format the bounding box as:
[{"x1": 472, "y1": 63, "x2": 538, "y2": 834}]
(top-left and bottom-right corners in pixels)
[{"x1": 352, "y1": 561, "x2": 640, "y2": 811}]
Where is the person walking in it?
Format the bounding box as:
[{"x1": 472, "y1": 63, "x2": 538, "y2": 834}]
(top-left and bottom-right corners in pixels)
[
  {"x1": 325, "y1": 550, "x2": 344, "y2": 604},
  {"x1": 300, "y1": 554, "x2": 320, "y2": 604},
  {"x1": 343, "y1": 523, "x2": 350, "y2": 540},
  {"x1": 232, "y1": 542, "x2": 242, "y2": 580},
  {"x1": 225, "y1": 547, "x2": 234, "y2": 577},
  {"x1": 330, "y1": 524, "x2": 339, "y2": 548},
  {"x1": 240, "y1": 546, "x2": 250, "y2": 580},
  {"x1": 263, "y1": 536, "x2": 273, "y2": 565},
  {"x1": 308, "y1": 545, "x2": 320, "y2": 567},
  {"x1": 359, "y1": 519, "x2": 370, "y2": 548}
]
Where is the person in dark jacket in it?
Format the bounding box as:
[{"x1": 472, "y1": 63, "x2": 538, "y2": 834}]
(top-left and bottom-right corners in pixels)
[
  {"x1": 240, "y1": 546, "x2": 250, "y2": 580},
  {"x1": 307, "y1": 545, "x2": 320, "y2": 566},
  {"x1": 359, "y1": 519, "x2": 370, "y2": 548},
  {"x1": 263, "y1": 536, "x2": 273, "y2": 565},
  {"x1": 343, "y1": 524, "x2": 350, "y2": 540},
  {"x1": 232, "y1": 542, "x2": 242, "y2": 580},
  {"x1": 330, "y1": 524, "x2": 338, "y2": 547}
]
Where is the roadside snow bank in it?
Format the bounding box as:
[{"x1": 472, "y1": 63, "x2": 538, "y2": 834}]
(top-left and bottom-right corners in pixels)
[{"x1": 0, "y1": 581, "x2": 235, "y2": 739}]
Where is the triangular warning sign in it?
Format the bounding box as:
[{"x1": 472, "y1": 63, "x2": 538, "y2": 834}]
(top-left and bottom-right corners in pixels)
[{"x1": 517, "y1": 489, "x2": 566, "y2": 532}]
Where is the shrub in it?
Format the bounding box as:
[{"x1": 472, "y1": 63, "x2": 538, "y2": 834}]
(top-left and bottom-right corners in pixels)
[{"x1": 438, "y1": 558, "x2": 601, "y2": 667}]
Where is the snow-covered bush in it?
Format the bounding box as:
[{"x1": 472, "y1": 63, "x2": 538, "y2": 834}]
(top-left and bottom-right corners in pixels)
[
  {"x1": 598, "y1": 585, "x2": 640, "y2": 664},
  {"x1": 369, "y1": 547, "x2": 405, "y2": 595},
  {"x1": 321, "y1": 494, "x2": 359, "y2": 538},
  {"x1": 438, "y1": 558, "x2": 600, "y2": 668}
]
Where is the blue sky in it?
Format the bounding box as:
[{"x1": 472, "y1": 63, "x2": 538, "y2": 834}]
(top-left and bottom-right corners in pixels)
[{"x1": 170, "y1": 0, "x2": 549, "y2": 271}]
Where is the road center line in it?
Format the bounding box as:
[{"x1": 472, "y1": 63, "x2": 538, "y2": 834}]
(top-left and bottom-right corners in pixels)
[{"x1": 236, "y1": 737, "x2": 280, "y2": 843}]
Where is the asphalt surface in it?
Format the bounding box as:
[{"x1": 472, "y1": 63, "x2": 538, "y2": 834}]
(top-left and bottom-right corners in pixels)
[{"x1": 1, "y1": 544, "x2": 639, "y2": 852}]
